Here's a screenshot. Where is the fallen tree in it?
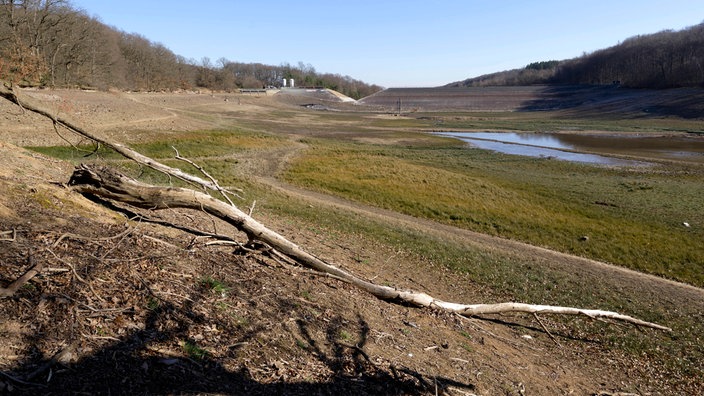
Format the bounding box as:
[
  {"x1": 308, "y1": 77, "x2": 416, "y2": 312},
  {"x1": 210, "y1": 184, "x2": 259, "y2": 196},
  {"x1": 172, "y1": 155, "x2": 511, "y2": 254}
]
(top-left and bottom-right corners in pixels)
[
  {"x1": 68, "y1": 164, "x2": 671, "y2": 331},
  {"x1": 2, "y1": 82, "x2": 672, "y2": 332}
]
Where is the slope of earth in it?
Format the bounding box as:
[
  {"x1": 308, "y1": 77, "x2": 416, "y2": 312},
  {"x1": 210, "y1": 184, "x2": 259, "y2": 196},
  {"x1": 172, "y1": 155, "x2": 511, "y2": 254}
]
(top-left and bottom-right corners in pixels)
[
  {"x1": 519, "y1": 85, "x2": 704, "y2": 119},
  {"x1": 358, "y1": 85, "x2": 704, "y2": 119},
  {"x1": 0, "y1": 144, "x2": 647, "y2": 396},
  {"x1": 0, "y1": 88, "x2": 702, "y2": 395},
  {"x1": 358, "y1": 87, "x2": 545, "y2": 112}
]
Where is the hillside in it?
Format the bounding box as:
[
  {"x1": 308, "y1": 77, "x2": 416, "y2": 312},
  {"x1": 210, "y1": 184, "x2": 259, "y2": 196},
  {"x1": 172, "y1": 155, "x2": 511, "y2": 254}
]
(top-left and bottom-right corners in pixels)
[
  {"x1": 448, "y1": 23, "x2": 704, "y2": 89},
  {"x1": 359, "y1": 85, "x2": 704, "y2": 118},
  {"x1": 1, "y1": 88, "x2": 703, "y2": 394},
  {"x1": 0, "y1": 2, "x2": 381, "y2": 97}
]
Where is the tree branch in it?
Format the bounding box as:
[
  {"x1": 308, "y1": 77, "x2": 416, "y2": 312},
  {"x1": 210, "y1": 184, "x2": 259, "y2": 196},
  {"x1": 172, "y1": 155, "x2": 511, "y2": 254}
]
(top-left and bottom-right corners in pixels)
[
  {"x1": 0, "y1": 255, "x2": 43, "y2": 299},
  {"x1": 0, "y1": 83, "x2": 240, "y2": 194}
]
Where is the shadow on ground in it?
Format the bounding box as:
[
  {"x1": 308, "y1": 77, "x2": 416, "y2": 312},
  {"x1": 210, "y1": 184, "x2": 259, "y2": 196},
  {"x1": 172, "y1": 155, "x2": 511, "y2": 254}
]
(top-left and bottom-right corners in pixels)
[
  {"x1": 518, "y1": 84, "x2": 704, "y2": 119},
  {"x1": 4, "y1": 298, "x2": 473, "y2": 395}
]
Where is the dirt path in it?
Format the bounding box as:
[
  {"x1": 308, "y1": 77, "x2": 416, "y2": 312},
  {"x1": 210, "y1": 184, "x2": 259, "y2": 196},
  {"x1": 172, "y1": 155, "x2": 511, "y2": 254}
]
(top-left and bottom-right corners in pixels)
[{"x1": 259, "y1": 176, "x2": 704, "y2": 304}]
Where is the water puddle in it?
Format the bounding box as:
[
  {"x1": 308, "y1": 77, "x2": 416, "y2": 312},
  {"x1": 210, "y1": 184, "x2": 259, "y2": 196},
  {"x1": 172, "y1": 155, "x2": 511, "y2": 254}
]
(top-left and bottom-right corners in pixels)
[{"x1": 436, "y1": 132, "x2": 704, "y2": 166}]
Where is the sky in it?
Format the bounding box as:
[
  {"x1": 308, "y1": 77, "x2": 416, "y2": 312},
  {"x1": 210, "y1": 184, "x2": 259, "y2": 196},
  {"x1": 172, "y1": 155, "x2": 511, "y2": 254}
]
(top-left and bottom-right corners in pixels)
[{"x1": 70, "y1": 0, "x2": 704, "y2": 88}]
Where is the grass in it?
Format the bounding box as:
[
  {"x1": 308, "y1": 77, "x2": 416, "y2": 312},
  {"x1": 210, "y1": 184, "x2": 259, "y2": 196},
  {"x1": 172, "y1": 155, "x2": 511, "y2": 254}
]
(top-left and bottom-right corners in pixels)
[
  {"x1": 338, "y1": 329, "x2": 353, "y2": 342},
  {"x1": 283, "y1": 138, "x2": 704, "y2": 287},
  {"x1": 180, "y1": 340, "x2": 208, "y2": 360},
  {"x1": 28, "y1": 128, "x2": 285, "y2": 162},
  {"x1": 416, "y1": 111, "x2": 704, "y2": 134},
  {"x1": 199, "y1": 276, "x2": 229, "y2": 295}
]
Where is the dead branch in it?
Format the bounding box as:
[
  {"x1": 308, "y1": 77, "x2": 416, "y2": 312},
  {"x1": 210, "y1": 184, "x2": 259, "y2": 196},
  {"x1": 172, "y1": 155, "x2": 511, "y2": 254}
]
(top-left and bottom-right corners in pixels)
[
  {"x1": 172, "y1": 146, "x2": 242, "y2": 203},
  {"x1": 0, "y1": 370, "x2": 46, "y2": 388},
  {"x1": 533, "y1": 313, "x2": 561, "y2": 346},
  {"x1": 0, "y1": 255, "x2": 43, "y2": 298},
  {"x1": 0, "y1": 83, "x2": 240, "y2": 195},
  {"x1": 68, "y1": 164, "x2": 671, "y2": 332},
  {"x1": 1, "y1": 229, "x2": 16, "y2": 241},
  {"x1": 24, "y1": 343, "x2": 76, "y2": 381}
]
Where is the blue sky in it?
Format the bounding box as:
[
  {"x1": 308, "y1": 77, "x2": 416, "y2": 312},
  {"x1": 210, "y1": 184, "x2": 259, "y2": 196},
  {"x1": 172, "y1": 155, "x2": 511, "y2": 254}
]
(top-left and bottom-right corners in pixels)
[{"x1": 70, "y1": 0, "x2": 704, "y2": 87}]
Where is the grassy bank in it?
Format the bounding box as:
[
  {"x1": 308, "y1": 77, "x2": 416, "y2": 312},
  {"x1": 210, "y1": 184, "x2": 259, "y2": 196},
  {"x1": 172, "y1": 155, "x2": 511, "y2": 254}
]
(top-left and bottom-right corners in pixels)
[
  {"x1": 254, "y1": 182, "x2": 702, "y2": 388},
  {"x1": 30, "y1": 123, "x2": 704, "y2": 288},
  {"x1": 284, "y1": 137, "x2": 704, "y2": 287}
]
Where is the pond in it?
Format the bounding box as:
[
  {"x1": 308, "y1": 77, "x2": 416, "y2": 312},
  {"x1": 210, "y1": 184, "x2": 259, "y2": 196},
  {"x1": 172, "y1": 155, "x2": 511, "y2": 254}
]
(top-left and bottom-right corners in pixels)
[{"x1": 436, "y1": 132, "x2": 704, "y2": 166}]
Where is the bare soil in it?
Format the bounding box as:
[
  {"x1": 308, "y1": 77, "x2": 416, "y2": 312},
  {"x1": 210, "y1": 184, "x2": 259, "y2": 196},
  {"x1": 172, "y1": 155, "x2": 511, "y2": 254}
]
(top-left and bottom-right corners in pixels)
[{"x1": 1, "y1": 88, "x2": 702, "y2": 395}]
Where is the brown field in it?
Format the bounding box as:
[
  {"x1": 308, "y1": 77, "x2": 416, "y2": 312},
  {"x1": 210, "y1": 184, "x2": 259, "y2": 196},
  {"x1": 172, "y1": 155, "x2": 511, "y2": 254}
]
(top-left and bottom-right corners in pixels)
[{"x1": 1, "y1": 86, "x2": 703, "y2": 395}]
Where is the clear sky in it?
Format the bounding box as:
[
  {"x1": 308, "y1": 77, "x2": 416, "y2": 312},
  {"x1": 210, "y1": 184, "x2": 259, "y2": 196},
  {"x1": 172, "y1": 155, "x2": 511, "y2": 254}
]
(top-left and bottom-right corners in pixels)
[{"x1": 70, "y1": 0, "x2": 704, "y2": 87}]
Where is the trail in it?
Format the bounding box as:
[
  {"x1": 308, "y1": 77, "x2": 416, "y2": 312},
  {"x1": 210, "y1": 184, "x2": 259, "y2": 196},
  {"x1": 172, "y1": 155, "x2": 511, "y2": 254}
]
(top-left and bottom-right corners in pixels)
[{"x1": 258, "y1": 175, "x2": 704, "y2": 308}]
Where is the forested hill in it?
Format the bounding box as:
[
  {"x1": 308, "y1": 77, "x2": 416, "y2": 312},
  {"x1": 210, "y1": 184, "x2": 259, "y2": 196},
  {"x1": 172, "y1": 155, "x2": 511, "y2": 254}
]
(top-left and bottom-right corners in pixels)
[
  {"x1": 448, "y1": 22, "x2": 704, "y2": 89},
  {"x1": 0, "y1": 1, "x2": 382, "y2": 98}
]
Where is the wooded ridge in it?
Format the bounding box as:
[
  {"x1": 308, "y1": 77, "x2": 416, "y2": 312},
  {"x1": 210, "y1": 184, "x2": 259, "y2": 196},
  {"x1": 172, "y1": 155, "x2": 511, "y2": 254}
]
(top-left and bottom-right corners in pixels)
[
  {"x1": 0, "y1": 0, "x2": 381, "y2": 98},
  {"x1": 449, "y1": 22, "x2": 704, "y2": 89}
]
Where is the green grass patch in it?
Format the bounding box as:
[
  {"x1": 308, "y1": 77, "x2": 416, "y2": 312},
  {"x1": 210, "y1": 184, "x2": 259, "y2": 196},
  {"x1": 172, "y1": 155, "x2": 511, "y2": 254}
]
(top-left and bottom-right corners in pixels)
[
  {"x1": 27, "y1": 129, "x2": 286, "y2": 162},
  {"x1": 424, "y1": 111, "x2": 704, "y2": 134},
  {"x1": 180, "y1": 340, "x2": 208, "y2": 360},
  {"x1": 284, "y1": 138, "x2": 704, "y2": 287},
  {"x1": 199, "y1": 276, "x2": 229, "y2": 295}
]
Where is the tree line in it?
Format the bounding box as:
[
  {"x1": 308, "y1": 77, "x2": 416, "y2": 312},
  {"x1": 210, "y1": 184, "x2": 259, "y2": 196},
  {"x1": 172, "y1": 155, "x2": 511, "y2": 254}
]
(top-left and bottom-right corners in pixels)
[
  {"x1": 0, "y1": 0, "x2": 381, "y2": 99},
  {"x1": 449, "y1": 22, "x2": 704, "y2": 89}
]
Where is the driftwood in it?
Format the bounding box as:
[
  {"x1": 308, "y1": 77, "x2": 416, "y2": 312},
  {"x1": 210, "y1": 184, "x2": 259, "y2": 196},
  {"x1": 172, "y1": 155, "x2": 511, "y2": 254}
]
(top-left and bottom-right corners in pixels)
[
  {"x1": 1, "y1": 82, "x2": 672, "y2": 332},
  {"x1": 69, "y1": 165, "x2": 671, "y2": 331}
]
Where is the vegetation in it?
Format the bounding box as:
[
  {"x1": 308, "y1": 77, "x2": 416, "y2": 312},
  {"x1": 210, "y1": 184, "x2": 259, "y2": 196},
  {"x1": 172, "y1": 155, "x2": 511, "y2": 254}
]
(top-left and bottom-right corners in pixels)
[
  {"x1": 449, "y1": 22, "x2": 704, "y2": 89},
  {"x1": 0, "y1": 0, "x2": 381, "y2": 97},
  {"x1": 180, "y1": 340, "x2": 209, "y2": 360},
  {"x1": 249, "y1": 161, "x2": 704, "y2": 388},
  {"x1": 31, "y1": 121, "x2": 704, "y2": 288},
  {"x1": 525, "y1": 60, "x2": 560, "y2": 70},
  {"x1": 554, "y1": 24, "x2": 704, "y2": 88},
  {"x1": 283, "y1": 136, "x2": 704, "y2": 287},
  {"x1": 449, "y1": 66, "x2": 559, "y2": 87},
  {"x1": 200, "y1": 276, "x2": 229, "y2": 295}
]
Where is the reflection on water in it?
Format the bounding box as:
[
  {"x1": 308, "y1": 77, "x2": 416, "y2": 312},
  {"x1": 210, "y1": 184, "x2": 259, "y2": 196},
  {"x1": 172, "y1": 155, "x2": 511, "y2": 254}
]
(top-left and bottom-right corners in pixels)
[
  {"x1": 450, "y1": 132, "x2": 575, "y2": 150},
  {"x1": 437, "y1": 132, "x2": 704, "y2": 166}
]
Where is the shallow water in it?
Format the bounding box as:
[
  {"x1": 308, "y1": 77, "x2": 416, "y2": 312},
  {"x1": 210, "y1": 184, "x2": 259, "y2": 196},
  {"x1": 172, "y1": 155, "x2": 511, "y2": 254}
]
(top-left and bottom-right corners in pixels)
[{"x1": 437, "y1": 132, "x2": 704, "y2": 166}]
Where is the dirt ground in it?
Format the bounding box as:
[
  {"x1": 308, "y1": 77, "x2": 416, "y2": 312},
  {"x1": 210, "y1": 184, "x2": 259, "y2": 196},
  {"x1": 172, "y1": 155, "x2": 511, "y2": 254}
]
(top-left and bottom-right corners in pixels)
[{"x1": 1, "y1": 88, "x2": 703, "y2": 395}]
